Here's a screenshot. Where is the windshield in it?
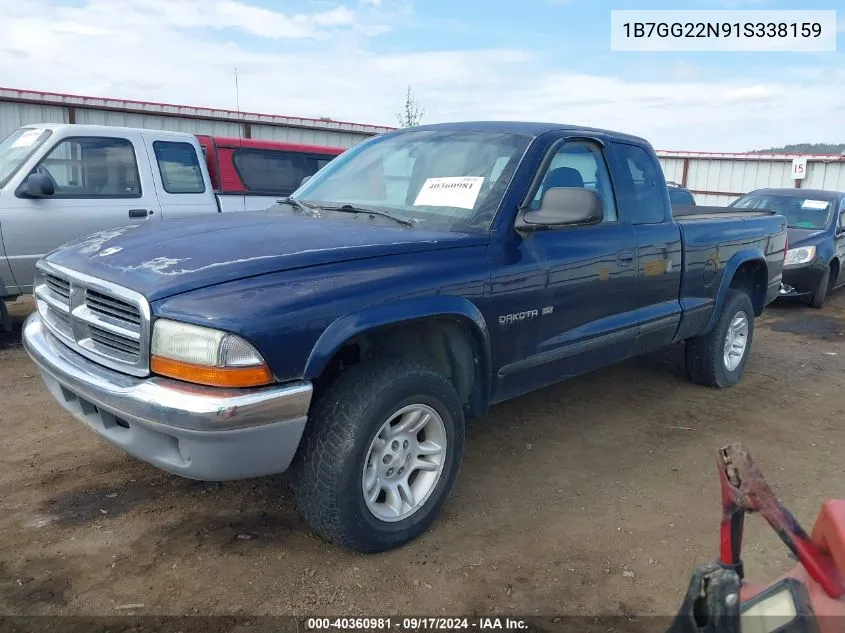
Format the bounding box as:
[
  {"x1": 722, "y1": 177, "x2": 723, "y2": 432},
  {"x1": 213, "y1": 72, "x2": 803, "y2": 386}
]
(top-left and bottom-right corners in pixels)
[
  {"x1": 0, "y1": 128, "x2": 52, "y2": 188},
  {"x1": 731, "y1": 193, "x2": 834, "y2": 230},
  {"x1": 291, "y1": 129, "x2": 533, "y2": 231}
]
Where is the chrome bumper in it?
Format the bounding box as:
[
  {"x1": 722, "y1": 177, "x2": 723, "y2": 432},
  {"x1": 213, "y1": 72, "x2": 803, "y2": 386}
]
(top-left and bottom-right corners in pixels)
[{"x1": 23, "y1": 313, "x2": 312, "y2": 481}]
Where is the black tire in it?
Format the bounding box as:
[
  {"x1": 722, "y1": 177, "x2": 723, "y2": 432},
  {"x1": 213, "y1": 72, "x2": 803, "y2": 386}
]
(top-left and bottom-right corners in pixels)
[
  {"x1": 810, "y1": 265, "x2": 832, "y2": 309},
  {"x1": 685, "y1": 289, "x2": 755, "y2": 388},
  {"x1": 291, "y1": 357, "x2": 465, "y2": 553}
]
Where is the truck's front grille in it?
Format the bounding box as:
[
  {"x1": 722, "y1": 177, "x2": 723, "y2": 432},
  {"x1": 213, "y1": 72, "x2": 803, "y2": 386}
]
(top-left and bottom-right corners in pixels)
[
  {"x1": 89, "y1": 324, "x2": 142, "y2": 358},
  {"x1": 34, "y1": 263, "x2": 151, "y2": 377},
  {"x1": 86, "y1": 289, "x2": 142, "y2": 327},
  {"x1": 45, "y1": 274, "x2": 71, "y2": 303}
]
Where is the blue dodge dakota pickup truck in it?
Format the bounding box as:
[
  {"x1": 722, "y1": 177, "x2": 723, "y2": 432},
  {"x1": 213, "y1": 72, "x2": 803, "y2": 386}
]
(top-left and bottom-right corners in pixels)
[{"x1": 23, "y1": 121, "x2": 787, "y2": 552}]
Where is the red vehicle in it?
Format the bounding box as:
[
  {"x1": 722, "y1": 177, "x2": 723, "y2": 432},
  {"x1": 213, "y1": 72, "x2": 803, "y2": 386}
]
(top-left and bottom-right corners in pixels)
[
  {"x1": 668, "y1": 443, "x2": 845, "y2": 633},
  {"x1": 195, "y1": 135, "x2": 345, "y2": 212}
]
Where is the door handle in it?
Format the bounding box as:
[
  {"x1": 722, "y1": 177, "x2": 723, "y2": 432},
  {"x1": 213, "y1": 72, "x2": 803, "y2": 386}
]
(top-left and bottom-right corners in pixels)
[
  {"x1": 617, "y1": 250, "x2": 635, "y2": 266},
  {"x1": 128, "y1": 209, "x2": 149, "y2": 218}
]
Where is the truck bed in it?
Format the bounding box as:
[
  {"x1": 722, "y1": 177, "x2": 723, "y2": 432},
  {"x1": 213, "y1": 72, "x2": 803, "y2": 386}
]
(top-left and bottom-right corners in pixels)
[
  {"x1": 672, "y1": 205, "x2": 776, "y2": 221},
  {"x1": 672, "y1": 204, "x2": 786, "y2": 341}
]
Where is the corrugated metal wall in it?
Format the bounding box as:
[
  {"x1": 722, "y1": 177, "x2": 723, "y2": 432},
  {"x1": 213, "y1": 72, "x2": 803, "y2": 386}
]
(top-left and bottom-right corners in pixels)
[
  {"x1": 74, "y1": 108, "x2": 243, "y2": 137},
  {"x1": 0, "y1": 87, "x2": 391, "y2": 148},
  {"x1": 250, "y1": 123, "x2": 365, "y2": 149},
  {"x1": 0, "y1": 101, "x2": 68, "y2": 133},
  {"x1": 658, "y1": 152, "x2": 845, "y2": 206},
  {"x1": 4, "y1": 89, "x2": 845, "y2": 198}
]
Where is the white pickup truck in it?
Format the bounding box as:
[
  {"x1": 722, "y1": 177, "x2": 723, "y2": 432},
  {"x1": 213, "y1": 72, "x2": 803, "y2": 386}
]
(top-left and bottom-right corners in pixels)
[{"x1": 0, "y1": 123, "x2": 344, "y2": 328}]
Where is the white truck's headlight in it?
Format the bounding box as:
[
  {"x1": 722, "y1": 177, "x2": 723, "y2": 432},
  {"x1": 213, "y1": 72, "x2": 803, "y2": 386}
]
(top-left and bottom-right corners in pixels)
[
  {"x1": 784, "y1": 245, "x2": 816, "y2": 266},
  {"x1": 151, "y1": 319, "x2": 272, "y2": 387}
]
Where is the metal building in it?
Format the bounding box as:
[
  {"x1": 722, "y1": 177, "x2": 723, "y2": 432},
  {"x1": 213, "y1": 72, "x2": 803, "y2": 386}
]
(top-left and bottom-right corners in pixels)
[
  {"x1": 0, "y1": 87, "x2": 393, "y2": 149},
  {"x1": 658, "y1": 150, "x2": 845, "y2": 206},
  {"x1": 3, "y1": 87, "x2": 844, "y2": 203}
]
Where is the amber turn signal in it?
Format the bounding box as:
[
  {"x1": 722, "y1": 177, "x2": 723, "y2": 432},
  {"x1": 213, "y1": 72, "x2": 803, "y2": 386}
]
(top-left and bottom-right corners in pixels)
[{"x1": 151, "y1": 355, "x2": 273, "y2": 388}]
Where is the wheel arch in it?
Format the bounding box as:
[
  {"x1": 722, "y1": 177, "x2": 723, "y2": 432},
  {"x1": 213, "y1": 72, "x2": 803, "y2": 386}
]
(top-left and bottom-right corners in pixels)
[
  {"x1": 304, "y1": 296, "x2": 492, "y2": 418},
  {"x1": 704, "y1": 251, "x2": 768, "y2": 334}
]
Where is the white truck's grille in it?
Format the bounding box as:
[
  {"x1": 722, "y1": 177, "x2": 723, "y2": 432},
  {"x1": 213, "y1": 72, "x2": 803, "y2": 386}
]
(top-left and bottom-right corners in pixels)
[{"x1": 34, "y1": 262, "x2": 151, "y2": 377}]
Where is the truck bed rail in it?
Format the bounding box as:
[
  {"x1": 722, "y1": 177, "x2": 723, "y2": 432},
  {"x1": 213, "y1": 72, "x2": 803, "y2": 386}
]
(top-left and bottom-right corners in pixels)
[{"x1": 673, "y1": 205, "x2": 776, "y2": 220}]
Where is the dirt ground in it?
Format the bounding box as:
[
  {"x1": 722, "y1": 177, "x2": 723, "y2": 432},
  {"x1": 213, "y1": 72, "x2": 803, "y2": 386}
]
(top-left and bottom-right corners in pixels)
[{"x1": 1, "y1": 293, "x2": 844, "y2": 619}]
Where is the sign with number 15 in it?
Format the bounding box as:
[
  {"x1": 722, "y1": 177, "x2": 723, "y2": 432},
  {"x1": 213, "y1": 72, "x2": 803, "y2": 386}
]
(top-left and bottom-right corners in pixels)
[{"x1": 791, "y1": 157, "x2": 807, "y2": 180}]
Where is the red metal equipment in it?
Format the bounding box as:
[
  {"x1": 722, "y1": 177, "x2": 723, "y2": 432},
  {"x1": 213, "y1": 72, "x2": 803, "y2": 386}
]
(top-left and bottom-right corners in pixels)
[
  {"x1": 668, "y1": 443, "x2": 845, "y2": 633},
  {"x1": 717, "y1": 443, "x2": 845, "y2": 599}
]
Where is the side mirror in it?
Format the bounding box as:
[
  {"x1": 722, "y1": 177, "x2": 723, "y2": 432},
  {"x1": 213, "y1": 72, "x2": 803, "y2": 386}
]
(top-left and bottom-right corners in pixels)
[
  {"x1": 20, "y1": 173, "x2": 55, "y2": 198},
  {"x1": 300, "y1": 175, "x2": 311, "y2": 187},
  {"x1": 516, "y1": 187, "x2": 603, "y2": 230}
]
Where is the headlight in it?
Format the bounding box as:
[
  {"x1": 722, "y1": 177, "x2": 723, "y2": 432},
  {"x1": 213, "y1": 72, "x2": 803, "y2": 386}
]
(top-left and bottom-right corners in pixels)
[
  {"x1": 151, "y1": 319, "x2": 272, "y2": 388},
  {"x1": 784, "y1": 245, "x2": 816, "y2": 266}
]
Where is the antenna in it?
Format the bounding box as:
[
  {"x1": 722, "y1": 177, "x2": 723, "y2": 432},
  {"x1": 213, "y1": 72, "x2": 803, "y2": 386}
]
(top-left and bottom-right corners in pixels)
[{"x1": 234, "y1": 66, "x2": 242, "y2": 139}]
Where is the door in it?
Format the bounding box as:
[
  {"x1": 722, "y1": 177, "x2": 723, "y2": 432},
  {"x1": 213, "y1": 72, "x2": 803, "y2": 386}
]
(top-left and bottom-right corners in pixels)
[
  {"x1": 496, "y1": 138, "x2": 638, "y2": 397},
  {"x1": 0, "y1": 132, "x2": 161, "y2": 293},
  {"x1": 608, "y1": 142, "x2": 683, "y2": 354},
  {"x1": 142, "y1": 133, "x2": 216, "y2": 219}
]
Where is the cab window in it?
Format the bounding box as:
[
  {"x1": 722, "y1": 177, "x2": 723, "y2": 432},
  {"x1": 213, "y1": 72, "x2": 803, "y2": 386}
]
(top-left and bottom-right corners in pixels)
[
  {"x1": 32, "y1": 137, "x2": 141, "y2": 198},
  {"x1": 531, "y1": 140, "x2": 617, "y2": 222},
  {"x1": 611, "y1": 143, "x2": 667, "y2": 224}
]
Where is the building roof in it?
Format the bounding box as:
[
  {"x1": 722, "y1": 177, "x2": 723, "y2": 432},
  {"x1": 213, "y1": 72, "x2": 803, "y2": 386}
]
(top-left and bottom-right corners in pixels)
[{"x1": 0, "y1": 86, "x2": 395, "y2": 135}]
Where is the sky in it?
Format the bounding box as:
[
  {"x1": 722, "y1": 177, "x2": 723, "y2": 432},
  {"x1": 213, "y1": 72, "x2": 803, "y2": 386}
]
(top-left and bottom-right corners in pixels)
[{"x1": 0, "y1": 0, "x2": 843, "y2": 151}]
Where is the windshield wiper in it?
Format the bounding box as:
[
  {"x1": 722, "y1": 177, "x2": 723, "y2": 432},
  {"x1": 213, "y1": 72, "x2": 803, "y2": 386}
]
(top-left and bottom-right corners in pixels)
[
  {"x1": 277, "y1": 197, "x2": 316, "y2": 216},
  {"x1": 313, "y1": 204, "x2": 414, "y2": 229}
]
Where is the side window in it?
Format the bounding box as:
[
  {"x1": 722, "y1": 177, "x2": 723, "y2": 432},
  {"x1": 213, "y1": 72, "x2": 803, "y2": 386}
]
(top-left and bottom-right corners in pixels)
[
  {"x1": 233, "y1": 149, "x2": 311, "y2": 196},
  {"x1": 35, "y1": 137, "x2": 140, "y2": 198},
  {"x1": 531, "y1": 140, "x2": 617, "y2": 222},
  {"x1": 153, "y1": 141, "x2": 205, "y2": 194},
  {"x1": 611, "y1": 143, "x2": 667, "y2": 224}
]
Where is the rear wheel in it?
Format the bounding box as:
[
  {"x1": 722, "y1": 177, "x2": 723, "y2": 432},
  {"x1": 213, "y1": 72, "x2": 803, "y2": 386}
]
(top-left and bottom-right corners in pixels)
[
  {"x1": 809, "y1": 265, "x2": 833, "y2": 309},
  {"x1": 291, "y1": 357, "x2": 465, "y2": 553},
  {"x1": 685, "y1": 289, "x2": 755, "y2": 388}
]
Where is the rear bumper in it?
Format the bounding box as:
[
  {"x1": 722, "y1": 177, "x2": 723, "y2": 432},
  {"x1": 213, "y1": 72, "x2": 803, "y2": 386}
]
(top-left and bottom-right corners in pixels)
[{"x1": 23, "y1": 313, "x2": 312, "y2": 481}]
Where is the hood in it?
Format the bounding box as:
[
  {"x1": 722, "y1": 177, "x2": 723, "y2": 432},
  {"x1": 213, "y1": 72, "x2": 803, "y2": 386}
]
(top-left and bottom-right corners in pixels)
[
  {"x1": 787, "y1": 227, "x2": 826, "y2": 249},
  {"x1": 45, "y1": 210, "x2": 487, "y2": 301}
]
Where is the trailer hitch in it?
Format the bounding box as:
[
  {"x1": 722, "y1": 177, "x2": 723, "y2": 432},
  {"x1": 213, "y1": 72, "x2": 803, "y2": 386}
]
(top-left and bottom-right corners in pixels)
[{"x1": 717, "y1": 443, "x2": 845, "y2": 599}]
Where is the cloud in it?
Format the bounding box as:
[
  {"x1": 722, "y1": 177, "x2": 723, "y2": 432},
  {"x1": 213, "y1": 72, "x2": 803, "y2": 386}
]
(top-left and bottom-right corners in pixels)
[
  {"x1": 0, "y1": 0, "x2": 842, "y2": 151},
  {"x1": 13, "y1": 0, "x2": 378, "y2": 40}
]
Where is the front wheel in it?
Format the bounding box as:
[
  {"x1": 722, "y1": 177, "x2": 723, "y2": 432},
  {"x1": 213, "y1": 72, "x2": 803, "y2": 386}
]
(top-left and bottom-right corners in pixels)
[
  {"x1": 291, "y1": 357, "x2": 465, "y2": 553},
  {"x1": 685, "y1": 289, "x2": 755, "y2": 388}
]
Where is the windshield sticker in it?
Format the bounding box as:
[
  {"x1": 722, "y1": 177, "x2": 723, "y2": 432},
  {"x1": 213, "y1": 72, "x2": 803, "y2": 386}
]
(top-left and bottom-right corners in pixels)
[
  {"x1": 413, "y1": 177, "x2": 485, "y2": 210},
  {"x1": 801, "y1": 199, "x2": 829, "y2": 210},
  {"x1": 10, "y1": 129, "x2": 44, "y2": 149}
]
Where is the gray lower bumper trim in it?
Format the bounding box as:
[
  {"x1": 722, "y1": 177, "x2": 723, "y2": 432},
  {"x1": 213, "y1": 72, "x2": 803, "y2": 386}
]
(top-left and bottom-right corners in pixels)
[{"x1": 23, "y1": 313, "x2": 312, "y2": 480}]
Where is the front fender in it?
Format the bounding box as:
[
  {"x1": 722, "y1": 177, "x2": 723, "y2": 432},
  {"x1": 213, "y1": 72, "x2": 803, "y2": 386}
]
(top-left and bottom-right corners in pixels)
[
  {"x1": 703, "y1": 249, "x2": 766, "y2": 334},
  {"x1": 304, "y1": 295, "x2": 491, "y2": 390}
]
